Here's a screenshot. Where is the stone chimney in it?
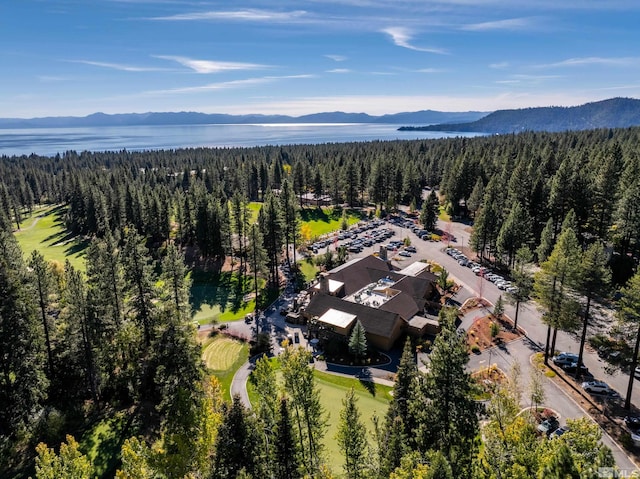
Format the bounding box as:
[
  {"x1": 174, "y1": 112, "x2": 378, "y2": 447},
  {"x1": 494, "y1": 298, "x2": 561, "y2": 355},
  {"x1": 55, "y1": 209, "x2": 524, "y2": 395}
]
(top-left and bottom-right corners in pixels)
[
  {"x1": 379, "y1": 245, "x2": 388, "y2": 261},
  {"x1": 319, "y1": 273, "x2": 330, "y2": 294}
]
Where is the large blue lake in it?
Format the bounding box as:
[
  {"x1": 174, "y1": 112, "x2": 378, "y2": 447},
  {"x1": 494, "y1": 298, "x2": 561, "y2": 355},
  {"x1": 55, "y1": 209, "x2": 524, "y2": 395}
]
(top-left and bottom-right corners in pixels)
[{"x1": 0, "y1": 123, "x2": 480, "y2": 157}]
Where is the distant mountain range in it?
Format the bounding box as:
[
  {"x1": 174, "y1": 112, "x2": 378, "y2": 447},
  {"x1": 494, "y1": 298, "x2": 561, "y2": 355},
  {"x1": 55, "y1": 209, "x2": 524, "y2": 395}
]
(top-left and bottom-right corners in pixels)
[
  {"x1": 398, "y1": 97, "x2": 640, "y2": 134},
  {"x1": 0, "y1": 110, "x2": 487, "y2": 129}
]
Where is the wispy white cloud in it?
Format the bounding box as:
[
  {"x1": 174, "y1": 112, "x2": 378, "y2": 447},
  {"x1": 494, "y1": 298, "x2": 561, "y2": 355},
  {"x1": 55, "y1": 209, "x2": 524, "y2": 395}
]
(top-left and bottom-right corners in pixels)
[
  {"x1": 461, "y1": 17, "x2": 536, "y2": 31},
  {"x1": 38, "y1": 75, "x2": 68, "y2": 82},
  {"x1": 415, "y1": 68, "x2": 445, "y2": 73},
  {"x1": 533, "y1": 56, "x2": 640, "y2": 68},
  {"x1": 146, "y1": 74, "x2": 314, "y2": 95},
  {"x1": 495, "y1": 74, "x2": 562, "y2": 85},
  {"x1": 382, "y1": 27, "x2": 448, "y2": 54},
  {"x1": 325, "y1": 54, "x2": 347, "y2": 62},
  {"x1": 70, "y1": 60, "x2": 166, "y2": 72},
  {"x1": 489, "y1": 61, "x2": 509, "y2": 69},
  {"x1": 154, "y1": 55, "x2": 268, "y2": 73},
  {"x1": 151, "y1": 9, "x2": 307, "y2": 23},
  {"x1": 327, "y1": 68, "x2": 351, "y2": 73}
]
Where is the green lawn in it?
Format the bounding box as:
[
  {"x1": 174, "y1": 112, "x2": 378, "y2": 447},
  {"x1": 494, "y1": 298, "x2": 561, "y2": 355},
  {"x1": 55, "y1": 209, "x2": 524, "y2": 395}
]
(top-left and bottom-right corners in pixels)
[
  {"x1": 203, "y1": 335, "x2": 247, "y2": 371},
  {"x1": 190, "y1": 270, "x2": 260, "y2": 324},
  {"x1": 314, "y1": 370, "x2": 392, "y2": 468},
  {"x1": 13, "y1": 205, "x2": 88, "y2": 270},
  {"x1": 247, "y1": 202, "x2": 262, "y2": 223},
  {"x1": 299, "y1": 207, "x2": 362, "y2": 238},
  {"x1": 298, "y1": 259, "x2": 320, "y2": 282},
  {"x1": 438, "y1": 205, "x2": 451, "y2": 222},
  {"x1": 80, "y1": 409, "x2": 132, "y2": 478},
  {"x1": 247, "y1": 358, "x2": 392, "y2": 473},
  {"x1": 202, "y1": 334, "x2": 249, "y2": 402}
]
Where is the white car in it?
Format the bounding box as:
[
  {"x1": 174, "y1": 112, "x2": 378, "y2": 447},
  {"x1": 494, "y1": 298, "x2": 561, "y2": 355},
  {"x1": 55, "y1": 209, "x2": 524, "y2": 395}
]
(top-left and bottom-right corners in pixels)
[{"x1": 581, "y1": 380, "x2": 613, "y2": 395}]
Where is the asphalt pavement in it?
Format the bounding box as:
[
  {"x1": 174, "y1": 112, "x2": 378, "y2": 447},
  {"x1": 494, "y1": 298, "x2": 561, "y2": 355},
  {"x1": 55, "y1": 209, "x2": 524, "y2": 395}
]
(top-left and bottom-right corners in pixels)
[{"x1": 221, "y1": 213, "x2": 639, "y2": 472}]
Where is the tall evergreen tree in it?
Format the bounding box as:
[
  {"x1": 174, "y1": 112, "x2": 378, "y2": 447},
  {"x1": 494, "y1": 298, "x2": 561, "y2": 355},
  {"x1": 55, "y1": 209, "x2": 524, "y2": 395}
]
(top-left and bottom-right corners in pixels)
[
  {"x1": 466, "y1": 177, "x2": 484, "y2": 218},
  {"x1": 413, "y1": 308, "x2": 481, "y2": 477},
  {"x1": 213, "y1": 396, "x2": 264, "y2": 479},
  {"x1": 336, "y1": 388, "x2": 368, "y2": 479},
  {"x1": 348, "y1": 320, "x2": 367, "y2": 360},
  {"x1": 575, "y1": 242, "x2": 610, "y2": 379},
  {"x1": 251, "y1": 355, "x2": 278, "y2": 465},
  {"x1": 496, "y1": 201, "x2": 531, "y2": 267},
  {"x1": 28, "y1": 250, "x2": 56, "y2": 380},
  {"x1": 386, "y1": 338, "x2": 417, "y2": 441},
  {"x1": 275, "y1": 397, "x2": 302, "y2": 479},
  {"x1": 506, "y1": 246, "x2": 533, "y2": 331},
  {"x1": 122, "y1": 228, "x2": 157, "y2": 346},
  {"x1": 62, "y1": 263, "x2": 99, "y2": 402},
  {"x1": 616, "y1": 271, "x2": 640, "y2": 410},
  {"x1": 281, "y1": 346, "x2": 326, "y2": 476},
  {"x1": 535, "y1": 214, "x2": 582, "y2": 362},
  {"x1": 420, "y1": 190, "x2": 439, "y2": 232},
  {"x1": 160, "y1": 243, "x2": 191, "y2": 323},
  {"x1": 259, "y1": 192, "x2": 283, "y2": 287},
  {"x1": 0, "y1": 231, "x2": 48, "y2": 437},
  {"x1": 536, "y1": 217, "x2": 555, "y2": 263}
]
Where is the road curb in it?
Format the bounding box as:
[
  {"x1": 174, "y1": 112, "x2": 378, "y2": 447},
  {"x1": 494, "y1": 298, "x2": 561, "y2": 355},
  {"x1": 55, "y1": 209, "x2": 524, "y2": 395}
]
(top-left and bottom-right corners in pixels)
[{"x1": 528, "y1": 352, "x2": 640, "y2": 471}]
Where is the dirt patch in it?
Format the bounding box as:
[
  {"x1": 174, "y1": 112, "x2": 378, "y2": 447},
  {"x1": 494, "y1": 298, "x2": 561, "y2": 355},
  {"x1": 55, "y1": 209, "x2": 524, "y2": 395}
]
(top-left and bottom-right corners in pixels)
[
  {"x1": 467, "y1": 314, "x2": 524, "y2": 352},
  {"x1": 460, "y1": 297, "x2": 491, "y2": 314},
  {"x1": 472, "y1": 365, "x2": 508, "y2": 400}
]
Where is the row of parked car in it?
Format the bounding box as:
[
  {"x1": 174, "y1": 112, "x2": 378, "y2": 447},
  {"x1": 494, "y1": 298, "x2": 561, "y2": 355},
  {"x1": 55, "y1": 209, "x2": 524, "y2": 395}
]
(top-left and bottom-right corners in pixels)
[
  {"x1": 552, "y1": 352, "x2": 620, "y2": 397},
  {"x1": 445, "y1": 248, "x2": 519, "y2": 293},
  {"x1": 344, "y1": 227, "x2": 396, "y2": 252},
  {"x1": 536, "y1": 415, "x2": 569, "y2": 438},
  {"x1": 310, "y1": 220, "x2": 386, "y2": 253}
]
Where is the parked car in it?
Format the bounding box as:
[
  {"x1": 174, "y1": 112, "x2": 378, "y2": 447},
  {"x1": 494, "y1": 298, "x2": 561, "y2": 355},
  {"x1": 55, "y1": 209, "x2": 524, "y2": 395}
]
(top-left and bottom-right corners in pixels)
[
  {"x1": 399, "y1": 250, "x2": 412, "y2": 257},
  {"x1": 537, "y1": 416, "x2": 560, "y2": 436},
  {"x1": 624, "y1": 416, "x2": 640, "y2": 432},
  {"x1": 551, "y1": 426, "x2": 569, "y2": 438},
  {"x1": 552, "y1": 352, "x2": 579, "y2": 367},
  {"x1": 405, "y1": 245, "x2": 417, "y2": 253},
  {"x1": 562, "y1": 362, "x2": 592, "y2": 377},
  {"x1": 581, "y1": 380, "x2": 613, "y2": 395}
]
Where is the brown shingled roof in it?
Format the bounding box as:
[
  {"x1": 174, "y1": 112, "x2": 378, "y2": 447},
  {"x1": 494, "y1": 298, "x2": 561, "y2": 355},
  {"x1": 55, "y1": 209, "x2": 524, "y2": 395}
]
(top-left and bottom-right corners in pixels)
[{"x1": 305, "y1": 293, "x2": 404, "y2": 339}]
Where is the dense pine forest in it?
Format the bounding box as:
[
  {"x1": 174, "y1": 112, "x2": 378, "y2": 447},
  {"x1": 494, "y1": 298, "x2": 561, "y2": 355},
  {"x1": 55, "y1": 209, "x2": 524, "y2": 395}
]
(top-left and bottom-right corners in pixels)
[{"x1": 2, "y1": 126, "x2": 639, "y2": 478}]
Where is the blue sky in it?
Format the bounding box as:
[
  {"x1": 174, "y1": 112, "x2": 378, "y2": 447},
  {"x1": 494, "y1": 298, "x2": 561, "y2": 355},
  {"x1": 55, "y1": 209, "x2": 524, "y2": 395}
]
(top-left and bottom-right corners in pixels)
[{"x1": 2, "y1": 0, "x2": 640, "y2": 118}]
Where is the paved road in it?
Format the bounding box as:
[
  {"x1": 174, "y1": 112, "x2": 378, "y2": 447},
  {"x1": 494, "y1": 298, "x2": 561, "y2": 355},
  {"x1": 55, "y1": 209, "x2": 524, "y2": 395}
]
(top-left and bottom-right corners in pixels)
[
  {"x1": 469, "y1": 338, "x2": 637, "y2": 471},
  {"x1": 311, "y1": 214, "x2": 640, "y2": 470},
  {"x1": 223, "y1": 213, "x2": 639, "y2": 472},
  {"x1": 327, "y1": 215, "x2": 640, "y2": 409}
]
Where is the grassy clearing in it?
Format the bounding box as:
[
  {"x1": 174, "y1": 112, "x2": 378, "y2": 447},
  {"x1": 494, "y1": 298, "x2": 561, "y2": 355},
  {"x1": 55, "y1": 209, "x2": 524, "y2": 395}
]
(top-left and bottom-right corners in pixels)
[
  {"x1": 246, "y1": 358, "x2": 391, "y2": 472},
  {"x1": 247, "y1": 202, "x2": 262, "y2": 223},
  {"x1": 438, "y1": 205, "x2": 451, "y2": 222},
  {"x1": 190, "y1": 270, "x2": 260, "y2": 324},
  {"x1": 299, "y1": 207, "x2": 362, "y2": 239},
  {"x1": 203, "y1": 335, "x2": 246, "y2": 371},
  {"x1": 80, "y1": 409, "x2": 132, "y2": 478},
  {"x1": 202, "y1": 334, "x2": 249, "y2": 401},
  {"x1": 298, "y1": 259, "x2": 320, "y2": 283},
  {"x1": 314, "y1": 370, "x2": 392, "y2": 467},
  {"x1": 13, "y1": 205, "x2": 88, "y2": 270}
]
